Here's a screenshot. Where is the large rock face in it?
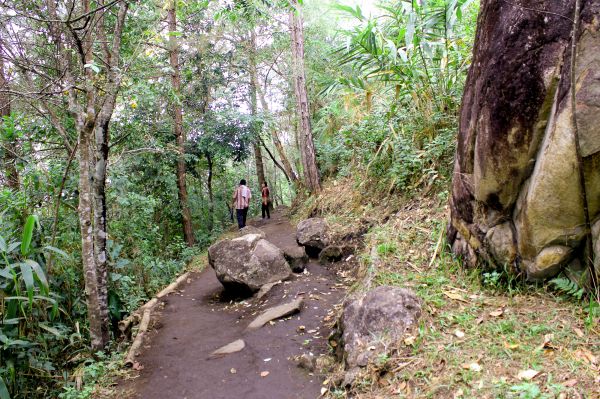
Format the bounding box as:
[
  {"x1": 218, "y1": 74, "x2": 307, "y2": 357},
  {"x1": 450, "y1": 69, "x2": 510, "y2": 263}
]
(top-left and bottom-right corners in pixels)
[
  {"x1": 449, "y1": 0, "x2": 600, "y2": 283},
  {"x1": 296, "y1": 218, "x2": 330, "y2": 257},
  {"x1": 336, "y1": 286, "x2": 421, "y2": 371},
  {"x1": 208, "y1": 234, "x2": 291, "y2": 294}
]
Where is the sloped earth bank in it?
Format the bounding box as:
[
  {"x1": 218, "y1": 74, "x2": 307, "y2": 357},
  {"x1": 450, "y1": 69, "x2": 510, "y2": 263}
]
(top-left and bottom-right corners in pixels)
[{"x1": 118, "y1": 210, "x2": 349, "y2": 399}]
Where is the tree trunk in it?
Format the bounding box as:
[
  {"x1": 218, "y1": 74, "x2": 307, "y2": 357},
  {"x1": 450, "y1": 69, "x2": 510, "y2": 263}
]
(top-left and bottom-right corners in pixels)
[
  {"x1": 0, "y1": 42, "x2": 19, "y2": 190},
  {"x1": 78, "y1": 126, "x2": 110, "y2": 350},
  {"x1": 206, "y1": 153, "x2": 214, "y2": 233},
  {"x1": 249, "y1": 30, "x2": 266, "y2": 187},
  {"x1": 256, "y1": 80, "x2": 299, "y2": 184},
  {"x1": 448, "y1": 0, "x2": 600, "y2": 291},
  {"x1": 168, "y1": 1, "x2": 195, "y2": 247},
  {"x1": 289, "y1": 0, "x2": 320, "y2": 193}
]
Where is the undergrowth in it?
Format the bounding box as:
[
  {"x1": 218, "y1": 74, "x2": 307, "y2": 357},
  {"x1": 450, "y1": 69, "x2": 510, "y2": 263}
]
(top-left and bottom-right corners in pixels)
[{"x1": 296, "y1": 181, "x2": 600, "y2": 399}]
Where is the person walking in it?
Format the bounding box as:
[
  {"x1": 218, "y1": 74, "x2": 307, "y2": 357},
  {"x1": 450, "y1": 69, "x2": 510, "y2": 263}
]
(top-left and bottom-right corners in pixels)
[
  {"x1": 232, "y1": 179, "x2": 251, "y2": 229},
  {"x1": 261, "y1": 181, "x2": 271, "y2": 219}
]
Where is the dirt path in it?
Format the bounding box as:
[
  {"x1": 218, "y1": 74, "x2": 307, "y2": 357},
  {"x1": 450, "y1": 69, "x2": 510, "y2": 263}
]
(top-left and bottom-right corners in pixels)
[{"x1": 119, "y1": 210, "x2": 346, "y2": 399}]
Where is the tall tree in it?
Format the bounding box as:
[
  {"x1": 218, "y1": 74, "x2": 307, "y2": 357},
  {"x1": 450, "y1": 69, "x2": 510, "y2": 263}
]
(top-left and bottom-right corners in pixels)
[
  {"x1": 289, "y1": 0, "x2": 320, "y2": 192},
  {"x1": 168, "y1": 0, "x2": 195, "y2": 246},
  {"x1": 249, "y1": 30, "x2": 266, "y2": 187},
  {"x1": 0, "y1": 40, "x2": 19, "y2": 190}
]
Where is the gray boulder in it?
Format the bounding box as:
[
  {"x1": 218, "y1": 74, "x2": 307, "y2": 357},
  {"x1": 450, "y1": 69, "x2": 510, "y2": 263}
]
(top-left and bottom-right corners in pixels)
[
  {"x1": 208, "y1": 234, "x2": 291, "y2": 294},
  {"x1": 282, "y1": 245, "x2": 308, "y2": 273},
  {"x1": 336, "y1": 286, "x2": 421, "y2": 371},
  {"x1": 296, "y1": 218, "x2": 330, "y2": 257}
]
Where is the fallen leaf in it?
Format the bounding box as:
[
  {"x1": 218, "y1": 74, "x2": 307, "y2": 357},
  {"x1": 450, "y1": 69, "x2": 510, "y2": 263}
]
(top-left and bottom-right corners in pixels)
[
  {"x1": 264, "y1": 358, "x2": 271, "y2": 362},
  {"x1": 517, "y1": 369, "x2": 539, "y2": 381},
  {"x1": 540, "y1": 333, "x2": 557, "y2": 350},
  {"x1": 230, "y1": 368, "x2": 237, "y2": 374},
  {"x1": 404, "y1": 335, "x2": 416, "y2": 346},
  {"x1": 454, "y1": 330, "x2": 465, "y2": 338},
  {"x1": 489, "y1": 308, "x2": 504, "y2": 317},
  {"x1": 475, "y1": 316, "x2": 484, "y2": 325},
  {"x1": 444, "y1": 291, "x2": 468, "y2": 302},
  {"x1": 574, "y1": 349, "x2": 597, "y2": 365},
  {"x1": 260, "y1": 371, "x2": 270, "y2": 377},
  {"x1": 563, "y1": 379, "x2": 577, "y2": 387},
  {"x1": 132, "y1": 361, "x2": 144, "y2": 371},
  {"x1": 573, "y1": 327, "x2": 584, "y2": 338},
  {"x1": 462, "y1": 362, "x2": 482, "y2": 372},
  {"x1": 322, "y1": 379, "x2": 329, "y2": 385},
  {"x1": 453, "y1": 388, "x2": 464, "y2": 398},
  {"x1": 320, "y1": 388, "x2": 328, "y2": 396},
  {"x1": 503, "y1": 342, "x2": 520, "y2": 350}
]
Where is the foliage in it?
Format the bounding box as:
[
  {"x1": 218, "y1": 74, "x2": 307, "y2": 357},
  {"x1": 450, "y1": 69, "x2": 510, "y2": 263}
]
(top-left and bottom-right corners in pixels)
[{"x1": 549, "y1": 276, "x2": 585, "y2": 300}]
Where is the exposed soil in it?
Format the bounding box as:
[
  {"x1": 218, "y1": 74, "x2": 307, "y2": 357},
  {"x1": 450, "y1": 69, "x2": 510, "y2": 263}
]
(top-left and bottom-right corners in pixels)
[{"x1": 117, "y1": 210, "x2": 349, "y2": 399}]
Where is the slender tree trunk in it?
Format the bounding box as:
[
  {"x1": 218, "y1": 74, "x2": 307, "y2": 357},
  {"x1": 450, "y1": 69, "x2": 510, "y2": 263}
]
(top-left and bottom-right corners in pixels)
[
  {"x1": 256, "y1": 81, "x2": 299, "y2": 184},
  {"x1": 249, "y1": 30, "x2": 266, "y2": 187},
  {"x1": 0, "y1": 42, "x2": 19, "y2": 190},
  {"x1": 168, "y1": 1, "x2": 194, "y2": 246},
  {"x1": 206, "y1": 153, "x2": 214, "y2": 233},
  {"x1": 78, "y1": 126, "x2": 109, "y2": 350},
  {"x1": 289, "y1": 0, "x2": 320, "y2": 192}
]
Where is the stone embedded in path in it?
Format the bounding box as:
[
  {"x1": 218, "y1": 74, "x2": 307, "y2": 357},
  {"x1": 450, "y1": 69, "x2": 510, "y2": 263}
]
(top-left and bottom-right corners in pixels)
[
  {"x1": 334, "y1": 286, "x2": 421, "y2": 383},
  {"x1": 209, "y1": 339, "x2": 245, "y2": 358},
  {"x1": 296, "y1": 218, "x2": 330, "y2": 257},
  {"x1": 208, "y1": 234, "x2": 291, "y2": 294},
  {"x1": 256, "y1": 281, "x2": 280, "y2": 299},
  {"x1": 283, "y1": 245, "x2": 309, "y2": 272},
  {"x1": 246, "y1": 298, "x2": 303, "y2": 331}
]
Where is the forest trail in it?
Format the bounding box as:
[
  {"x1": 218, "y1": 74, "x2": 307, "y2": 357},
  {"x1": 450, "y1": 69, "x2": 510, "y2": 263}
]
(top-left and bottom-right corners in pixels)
[{"x1": 120, "y1": 210, "x2": 346, "y2": 399}]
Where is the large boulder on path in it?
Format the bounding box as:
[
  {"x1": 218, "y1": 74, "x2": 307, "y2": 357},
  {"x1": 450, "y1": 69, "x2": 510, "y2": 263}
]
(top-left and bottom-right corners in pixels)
[
  {"x1": 237, "y1": 225, "x2": 266, "y2": 239},
  {"x1": 335, "y1": 286, "x2": 421, "y2": 373},
  {"x1": 282, "y1": 246, "x2": 308, "y2": 273},
  {"x1": 208, "y1": 234, "x2": 291, "y2": 294},
  {"x1": 296, "y1": 218, "x2": 330, "y2": 257}
]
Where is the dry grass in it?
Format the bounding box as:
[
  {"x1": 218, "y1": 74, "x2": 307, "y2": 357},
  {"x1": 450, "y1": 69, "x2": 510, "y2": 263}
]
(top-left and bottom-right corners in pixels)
[{"x1": 297, "y1": 180, "x2": 600, "y2": 399}]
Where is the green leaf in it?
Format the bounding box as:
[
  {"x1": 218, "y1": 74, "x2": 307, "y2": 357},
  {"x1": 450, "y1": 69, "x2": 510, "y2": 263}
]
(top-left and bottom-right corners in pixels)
[
  {"x1": 39, "y1": 323, "x2": 64, "y2": 338},
  {"x1": 19, "y1": 262, "x2": 34, "y2": 304},
  {"x1": 25, "y1": 259, "x2": 48, "y2": 294},
  {"x1": 0, "y1": 375, "x2": 10, "y2": 399},
  {"x1": 84, "y1": 63, "x2": 101, "y2": 73},
  {"x1": 21, "y1": 215, "x2": 36, "y2": 256},
  {"x1": 43, "y1": 246, "x2": 69, "y2": 259},
  {"x1": 7, "y1": 242, "x2": 19, "y2": 254},
  {"x1": 0, "y1": 236, "x2": 6, "y2": 252}
]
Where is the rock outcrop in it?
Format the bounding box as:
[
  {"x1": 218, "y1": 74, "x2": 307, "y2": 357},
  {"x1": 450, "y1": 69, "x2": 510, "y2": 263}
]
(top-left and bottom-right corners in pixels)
[
  {"x1": 296, "y1": 218, "x2": 330, "y2": 257},
  {"x1": 449, "y1": 0, "x2": 600, "y2": 284},
  {"x1": 208, "y1": 234, "x2": 291, "y2": 294},
  {"x1": 333, "y1": 286, "x2": 421, "y2": 382},
  {"x1": 237, "y1": 225, "x2": 266, "y2": 239}
]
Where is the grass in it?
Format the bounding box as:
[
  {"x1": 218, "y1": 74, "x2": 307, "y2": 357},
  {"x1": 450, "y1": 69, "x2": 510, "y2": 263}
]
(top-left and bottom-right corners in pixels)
[{"x1": 302, "y1": 181, "x2": 600, "y2": 399}]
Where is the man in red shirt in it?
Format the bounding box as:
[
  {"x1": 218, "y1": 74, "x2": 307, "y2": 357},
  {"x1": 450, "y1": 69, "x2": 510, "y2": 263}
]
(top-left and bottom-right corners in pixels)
[{"x1": 261, "y1": 181, "x2": 270, "y2": 219}]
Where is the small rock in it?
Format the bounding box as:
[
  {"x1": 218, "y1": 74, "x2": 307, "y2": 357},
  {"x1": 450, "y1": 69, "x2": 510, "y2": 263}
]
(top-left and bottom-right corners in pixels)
[
  {"x1": 296, "y1": 353, "x2": 316, "y2": 371},
  {"x1": 283, "y1": 246, "x2": 309, "y2": 273},
  {"x1": 297, "y1": 218, "x2": 330, "y2": 257},
  {"x1": 210, "y1": 339, "x2": 245, "y2": 358},
  {"x1": 319, "y1": 246, "x2": 343, "y2": 264},
  {"x1": 334, "y1": 286, "x2": 421, "y2": 369}
]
